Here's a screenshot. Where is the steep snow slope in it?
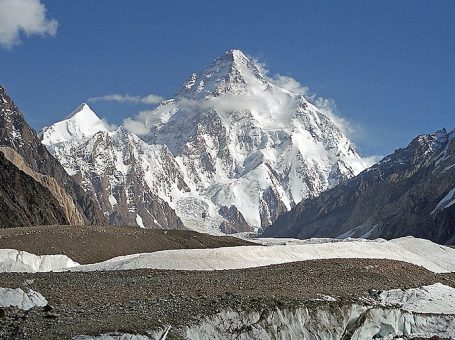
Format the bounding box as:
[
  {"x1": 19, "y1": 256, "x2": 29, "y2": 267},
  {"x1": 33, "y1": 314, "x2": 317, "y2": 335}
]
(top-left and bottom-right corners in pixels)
[
  {"x1": 42, "y1": 50, "x2": 371, "y2": 233},
  {"x1": 41, "y1": 103, "x2": 109, "y2": 151},
  {"x1": 41, "y1": 105, "x2": 184, "y2": 229}
]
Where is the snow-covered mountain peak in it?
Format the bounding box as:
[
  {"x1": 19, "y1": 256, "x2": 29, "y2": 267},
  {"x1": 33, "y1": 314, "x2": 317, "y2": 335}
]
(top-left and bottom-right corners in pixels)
[
  {"x1": 220, "y1": 49, "x2": 257, "y2": 69},
  {"x1": 226, "y1": 48, "x2": 247, "y2": 59},
  {"x1": 66, "y1": 102, "x2": 94, "y2": 118},
  {"x1": 42, "y1": 51, "x2": 372, "y2": 234},
  {"x1": 177, "y1": 49, "x2": 268, "y2": 99},
  {"x1": 41, "y1": 103, "x2": 109, "y2": 148}
]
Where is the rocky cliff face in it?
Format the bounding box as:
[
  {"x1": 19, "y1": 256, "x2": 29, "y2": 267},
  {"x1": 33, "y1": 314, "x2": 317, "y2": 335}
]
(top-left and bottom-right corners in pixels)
[
  {"x1": 264, "y1": 129, "x2": 455, "y2": 244},
  {"x1": 0, "y1": 86, "x2": 106, "y2": 226},
  {"x1": 42, "y1": 50, "x2": 370, "y2": 233},
  {"x1": 0, "y1": 151, "x2": 68, "y2": 227},
  {"x1": 0, "y1": 147, "x2": 85, "y2": 225}
]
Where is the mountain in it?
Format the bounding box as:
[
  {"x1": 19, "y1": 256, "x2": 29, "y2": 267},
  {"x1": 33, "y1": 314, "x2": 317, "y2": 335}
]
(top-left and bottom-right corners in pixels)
[
  {"x1": 42, "y1": 50, "x2": 371, "y2": 233},
  {"x1": 42, "y1": 104, "x2": 184, "y2": 230},
  {"x1": 143, "y1": 49, "x2": 370, "y2": 231},
  {"x1": 0, "y1": 85, "x2": 106, "y2": 226},
  {"x1": 41, "y1": 103, "x2": 109, "y2": 153},
  {"x1": 263, "y1": 129, "x2": 455, "y2": 245}
]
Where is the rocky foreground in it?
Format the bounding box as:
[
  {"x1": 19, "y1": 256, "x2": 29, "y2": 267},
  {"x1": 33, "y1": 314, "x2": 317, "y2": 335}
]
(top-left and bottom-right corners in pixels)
[
  {"x1": 0, "y1": 259, "x2": 454, "y2": 339},
  {"x1": 1, "y1": 228, "x2": 455, "y2": 339}
]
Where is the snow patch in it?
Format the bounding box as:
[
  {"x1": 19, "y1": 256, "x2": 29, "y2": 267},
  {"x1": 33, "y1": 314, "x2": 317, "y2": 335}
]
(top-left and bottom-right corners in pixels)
[
  {"x1": 433, "y1": 187, "x2": 455, "y2": 212},
  {"x1": 108, "y1": 195, "x2": 118, "y2": 207},
  {"x1": 73, "y1": 327, "x2": 171, "y2": 340},
  {"x1": 41, "y1": 103, "x2": 109, "y2": 149},
  {"x1": 74, "y1": 335, "x2": 151, "y2": 340},
  {"x1": 136, "y1": 214, "x2": 145, "y2": 229},
  {"x1": 0, "y1": 287, "x2": 47, "y2": 310},
  {"x1": 380, "y1": 283, "x2": 455, "y2": 314}
]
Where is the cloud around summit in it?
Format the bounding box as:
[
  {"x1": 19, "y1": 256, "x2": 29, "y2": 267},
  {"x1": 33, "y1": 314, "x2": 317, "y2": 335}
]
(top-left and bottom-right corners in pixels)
[{"x1": 121, "y1": 53, "x2": 361, "y2": 144}]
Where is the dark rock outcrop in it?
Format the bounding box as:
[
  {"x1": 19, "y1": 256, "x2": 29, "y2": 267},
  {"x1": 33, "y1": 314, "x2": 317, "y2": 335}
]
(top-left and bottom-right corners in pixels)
[
  {"x1": 0, "y1": 151, "x2": 68, "y2": 227},
  {"x1": 0, "y1": 85, "x2": 106, "y2": 226},
  {"x1": 218, "y1": 205, "x2": 253, "y2": 233},
  {"x1": 264, "y1": 129, "x2": 455, "y2": 245}
]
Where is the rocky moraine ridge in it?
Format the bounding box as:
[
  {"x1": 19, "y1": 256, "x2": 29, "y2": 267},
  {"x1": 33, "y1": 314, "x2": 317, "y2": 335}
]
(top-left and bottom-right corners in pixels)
[{"x1": 0, "y1": 258, "x2": 454, "y2": 339}]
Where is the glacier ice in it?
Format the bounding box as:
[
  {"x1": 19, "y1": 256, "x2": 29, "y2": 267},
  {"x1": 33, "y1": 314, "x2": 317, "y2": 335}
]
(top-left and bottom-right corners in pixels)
[{"x1": 0, "y1": 287, "x2": 47, "y2": 310}]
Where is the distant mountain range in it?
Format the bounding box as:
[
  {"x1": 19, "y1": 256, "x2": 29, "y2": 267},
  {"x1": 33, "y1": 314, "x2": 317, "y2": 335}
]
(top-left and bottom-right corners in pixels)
[
  {"x1": 264, "y1": 129, "x2": 455, "y2": 244},
  {"x1": 40, "y1": 49, "x2": 370, "y2": 233},
  {"x1": 1, "y1": 50, "x2": 453, "y2": 244}
]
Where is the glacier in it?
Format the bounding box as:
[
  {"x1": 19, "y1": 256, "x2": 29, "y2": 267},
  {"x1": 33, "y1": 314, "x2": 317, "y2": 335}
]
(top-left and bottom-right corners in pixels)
[
  {"x1": 185, "y1": 283, "x2": 455, "y2": 340},
  {"x1": 1, "y1": 236, "x2": 453, "y2": 274},
  {"x1": 0, "y1": 248, "x2": 79, "y2": 272},
  {"x1": 72, "y1": 284, "x2": 455, "y2": 340},
  {"x1": 72, "y1": 236, "x2": 455, "y2": 273}
]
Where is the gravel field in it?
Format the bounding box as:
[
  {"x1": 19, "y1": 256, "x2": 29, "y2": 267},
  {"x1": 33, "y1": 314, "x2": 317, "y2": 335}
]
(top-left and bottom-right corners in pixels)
[{"x1": 0, "y1": 258, "x2": 454, "y2": 339}]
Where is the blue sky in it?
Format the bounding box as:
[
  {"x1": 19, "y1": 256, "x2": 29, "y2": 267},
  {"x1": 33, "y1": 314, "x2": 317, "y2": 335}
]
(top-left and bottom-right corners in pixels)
[{"x1": 0, "y1": 0, "x2": 454, "y2": 157}]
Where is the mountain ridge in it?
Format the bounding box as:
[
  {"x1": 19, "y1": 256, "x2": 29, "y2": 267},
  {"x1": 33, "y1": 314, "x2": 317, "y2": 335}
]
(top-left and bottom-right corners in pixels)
[
  {"x1": 0, "y1": 85, "x2": 106, "y2": 226},
  {"x1": 263, "y1": 128, "x2": 455, "y2": 244},
  {"x1": 41, "y1": 49, "x2": 372, "y2": 233}
]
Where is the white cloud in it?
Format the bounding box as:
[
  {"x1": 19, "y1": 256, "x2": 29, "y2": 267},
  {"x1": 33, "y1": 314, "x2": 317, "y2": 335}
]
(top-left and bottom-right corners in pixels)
[
  {"x1": 141, "y1": 94, "x2": 164, "y2": 104},
  {"x1": 0, "y1": 0, "x2": 58, "y2": 49},
  {"x1": 121, "y1": 53, "x2": 372, "y2": 158},
  {"x1": 363, "y1": 155, "x2": 383, "y2": 166},
  {"x1": 89, "y1": 93, "x2": 165, "y2": 135},
  {"x1": 251, "y1": 57, "x2": 269, "y2": 76},
  {"x1": 271, "y1": 74, "x2": 311, "y2": 97},
  {"x1": 267, "y1": 72, "x2": 360, "y2": 141},
  {"x1": 313, "y1": 97, "x2": 356, "y2": 137},
  {"x1": 101, "y1": 118, "x2": 118, "y2": 131},
  {"x1": 123, "y1": 117, "x2": 151, "y2": 135},
  {"x1": 88, "y1": 93, "x2": 164, "y2": 105},
  {"x1": 313, "y1": 97, "x2": 382, "y2": 162}
]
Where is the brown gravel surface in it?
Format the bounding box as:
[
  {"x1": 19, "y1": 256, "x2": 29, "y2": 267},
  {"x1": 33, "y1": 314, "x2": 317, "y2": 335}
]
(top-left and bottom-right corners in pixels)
[
  {"x1": 0, "y1": 258, "x2": 454, "y2": 339},
  {"x1": 0, "y1": 225, "x2": 254, "y2": 264}
]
